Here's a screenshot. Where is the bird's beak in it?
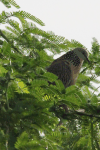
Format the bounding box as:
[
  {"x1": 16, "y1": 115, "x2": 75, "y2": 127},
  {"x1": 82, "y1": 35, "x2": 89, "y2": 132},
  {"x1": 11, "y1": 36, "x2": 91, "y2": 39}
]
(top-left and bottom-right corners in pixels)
[{"x1": 86, "y1": 57, "x2": 90, "y2": 63}]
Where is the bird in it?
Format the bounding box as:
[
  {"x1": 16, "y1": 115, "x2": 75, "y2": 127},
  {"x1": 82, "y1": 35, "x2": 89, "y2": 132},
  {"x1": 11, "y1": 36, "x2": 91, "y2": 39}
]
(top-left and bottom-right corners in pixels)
[
  {"x1": 47, "y1": 48, "x2": 90, "y2": 125},
  {"x1": 47, "y1": 48, "x2": 90, "y2": 88}
]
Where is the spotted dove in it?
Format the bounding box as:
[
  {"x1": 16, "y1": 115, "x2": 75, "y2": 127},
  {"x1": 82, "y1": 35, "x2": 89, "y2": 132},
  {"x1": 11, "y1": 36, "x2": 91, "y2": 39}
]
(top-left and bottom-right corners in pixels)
[{"x1": 47, "y1": 48, "x2": 90, "y2": 88}]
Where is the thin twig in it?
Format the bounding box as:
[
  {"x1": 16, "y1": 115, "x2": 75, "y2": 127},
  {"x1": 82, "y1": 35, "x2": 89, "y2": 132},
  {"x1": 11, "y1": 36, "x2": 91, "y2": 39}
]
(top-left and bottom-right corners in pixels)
[{"x1": 0, "y1": 30, "x2": 22, "y2": 54}]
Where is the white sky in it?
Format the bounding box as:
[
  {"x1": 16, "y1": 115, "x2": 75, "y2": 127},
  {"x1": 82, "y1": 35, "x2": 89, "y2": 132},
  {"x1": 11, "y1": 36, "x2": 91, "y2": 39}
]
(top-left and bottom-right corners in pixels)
[{"x1": 0, "y1": 0, "x2": 100, "y2": 51}]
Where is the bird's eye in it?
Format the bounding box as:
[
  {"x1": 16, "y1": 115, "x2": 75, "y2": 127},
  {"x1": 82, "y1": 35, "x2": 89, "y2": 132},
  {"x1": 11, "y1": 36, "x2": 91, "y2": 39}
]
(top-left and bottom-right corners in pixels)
[{"x1": 82, "y1": 51, "x2": 85, "y2": 55}]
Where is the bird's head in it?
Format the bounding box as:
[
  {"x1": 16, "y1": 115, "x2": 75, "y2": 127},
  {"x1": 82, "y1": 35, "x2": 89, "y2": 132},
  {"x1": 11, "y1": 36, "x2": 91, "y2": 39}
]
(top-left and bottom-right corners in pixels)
[{"x1": 73, "y1": 48, "x2": 90, "y2": 63}]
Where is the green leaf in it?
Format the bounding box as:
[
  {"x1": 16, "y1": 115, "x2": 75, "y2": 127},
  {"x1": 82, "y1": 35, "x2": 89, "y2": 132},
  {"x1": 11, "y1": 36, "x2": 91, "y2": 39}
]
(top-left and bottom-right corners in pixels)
[
  {"x1": 1, "y1": 41, "x2": 11, "y2": 56},
  {"x1": 44, "y1": 72, "x2": 58, "y2": 82},
  {"x1": 1, "y1": 0, "x2": 20, "y2": 8},
  {"x1": 32, "y1": 79, "x2": 48, "y2": 87},
  {"x1": 13, "y1": 11, "x2": 45, "y2": 26}
]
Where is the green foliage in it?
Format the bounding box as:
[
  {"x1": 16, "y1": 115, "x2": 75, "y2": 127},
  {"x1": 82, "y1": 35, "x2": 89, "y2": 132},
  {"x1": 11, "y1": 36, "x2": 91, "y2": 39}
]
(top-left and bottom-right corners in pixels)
[
  {"x1": 0, "y1": 0, "x2": 100, "y2": 150},
  {"x1": 1, "y1": 0, "x2": 20, "y2": 9}
]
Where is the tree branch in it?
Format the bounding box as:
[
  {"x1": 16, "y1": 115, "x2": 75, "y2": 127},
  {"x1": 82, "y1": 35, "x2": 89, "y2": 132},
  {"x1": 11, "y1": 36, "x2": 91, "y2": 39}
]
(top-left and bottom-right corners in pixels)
[{"x1": 0, "y1": 30, "x2": 22, "y2": 54}]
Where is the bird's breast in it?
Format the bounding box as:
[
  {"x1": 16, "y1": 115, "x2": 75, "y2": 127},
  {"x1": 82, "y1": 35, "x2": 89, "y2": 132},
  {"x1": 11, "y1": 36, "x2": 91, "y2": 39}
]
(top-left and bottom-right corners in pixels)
[{"x1": 70, "y1": 60, "x2": 83, "y2": 84}]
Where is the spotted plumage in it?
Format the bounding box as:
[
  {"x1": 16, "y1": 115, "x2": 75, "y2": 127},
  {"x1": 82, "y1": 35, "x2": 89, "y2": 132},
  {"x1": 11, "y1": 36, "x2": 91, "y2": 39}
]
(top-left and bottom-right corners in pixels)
[{"x1": 47, "y1": 48, "x2": 89, "y2": 88}]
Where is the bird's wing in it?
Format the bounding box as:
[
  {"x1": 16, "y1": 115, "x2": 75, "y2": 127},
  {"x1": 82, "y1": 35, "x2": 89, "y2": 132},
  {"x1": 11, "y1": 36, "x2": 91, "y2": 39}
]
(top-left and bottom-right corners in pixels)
[{"x1": 47, "y1": 60, "x2": 72, "y2": 88}]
